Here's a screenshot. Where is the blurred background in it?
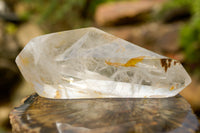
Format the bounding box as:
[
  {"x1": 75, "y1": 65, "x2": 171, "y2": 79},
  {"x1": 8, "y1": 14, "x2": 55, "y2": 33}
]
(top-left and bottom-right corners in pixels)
[{"x1": 0, "y1": 0, "x2": 200, "y2": 132}]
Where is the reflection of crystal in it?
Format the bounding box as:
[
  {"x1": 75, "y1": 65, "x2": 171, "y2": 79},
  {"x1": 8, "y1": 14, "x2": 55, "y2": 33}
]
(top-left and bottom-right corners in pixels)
[
  {"x1": 10, "y1": 94, "x2": 199, "y2": 133},
  {"x1": 16, "y1": 27, "x2": 191, "y2": 99}
]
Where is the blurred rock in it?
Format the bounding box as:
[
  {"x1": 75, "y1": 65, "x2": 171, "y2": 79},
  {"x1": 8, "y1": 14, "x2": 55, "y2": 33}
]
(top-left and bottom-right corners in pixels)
[
  {"x1": 0, "y1": 105, "x2": 11, "y2": 130},
  {"x1": 0, "y1": 20, "x2": 21, "y2": 102},
  {"x1": 95, "y1": 0, "x2": 166, "y2": 26},
  {"x1": 166, "y1": 52, "x2": 184, "y2": 61},
  {"x1": 11, "y1": 79, "x2": 34, "y2": 107},
  {"x1": 16, "y1": 23, "x2": 44, "y2": 47},
  {"x1": 104, "y1": 22, "x2": 182, "y2": 56},
  {"x1": 161, "y1": 7, "x2": 191, "y2": 23},
  {"x1": 14, "y1": 2, "x2": 28, "y2": 17},
  {"x1": 0, "y1": 0, "x2": 21, "y2": 24},
  {"x1": 0, "y1": 58, "x2": 20, "y2": 100},
  {"x1": 180, "y1": 76, "x2": 200, "y2": 112}
]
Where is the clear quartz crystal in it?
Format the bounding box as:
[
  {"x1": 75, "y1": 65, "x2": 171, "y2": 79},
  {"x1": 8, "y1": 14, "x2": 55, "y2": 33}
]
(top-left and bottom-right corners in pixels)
[{"x1": 16, "y1": 27, "x2": 191, "y2": 99}]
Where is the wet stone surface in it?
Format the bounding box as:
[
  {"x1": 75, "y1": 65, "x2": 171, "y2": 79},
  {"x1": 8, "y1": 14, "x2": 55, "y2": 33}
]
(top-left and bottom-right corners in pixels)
[{"x1": 10, "y1": 93, "x2": 199, "y2": 133}]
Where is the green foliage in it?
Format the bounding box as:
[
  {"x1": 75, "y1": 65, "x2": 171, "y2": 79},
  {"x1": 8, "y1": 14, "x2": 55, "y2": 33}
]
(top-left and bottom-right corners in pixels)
[
  {"x1": 180, "y1": 0, "x2": 200, "y2": 75},
  {"x1": 20, "y1": 0, "x2": 85, "y2": 25},
  {"x1": 156, "y1": 0, "x2": 192, "y2": 22},
  {"x1": 86, "y1": 0, "x2": 122, "y2": 16},
  {"x1": 6, "y1": 23, "x2": 17, "y2": 34},
  {"x1": 180, "y1": 19, "x2": 200, "y2": 63},
  {"x1": 160, "y1": 0, "x2": 200, "y2": 76},
  {"x1": 173, "y1": 0, "x2": 191, "y2": 8},
  {"x1": 159, "y1": 0, "x2": 192, "y2": 14},
  {"x1": 19, "y1": 0, "x2": 122, "y2": 30}
]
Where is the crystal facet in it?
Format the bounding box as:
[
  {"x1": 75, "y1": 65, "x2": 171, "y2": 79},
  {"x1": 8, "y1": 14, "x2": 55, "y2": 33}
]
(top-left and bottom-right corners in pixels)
[{"x1": 16, "y1": 27, "x2": 191, "y2": 99}]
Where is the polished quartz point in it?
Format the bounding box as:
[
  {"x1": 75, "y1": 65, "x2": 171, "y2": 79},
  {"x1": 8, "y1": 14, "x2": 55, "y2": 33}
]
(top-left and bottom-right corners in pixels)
[{"x1": 16, "y1": 27, "x2": 191, "y2": 99}]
